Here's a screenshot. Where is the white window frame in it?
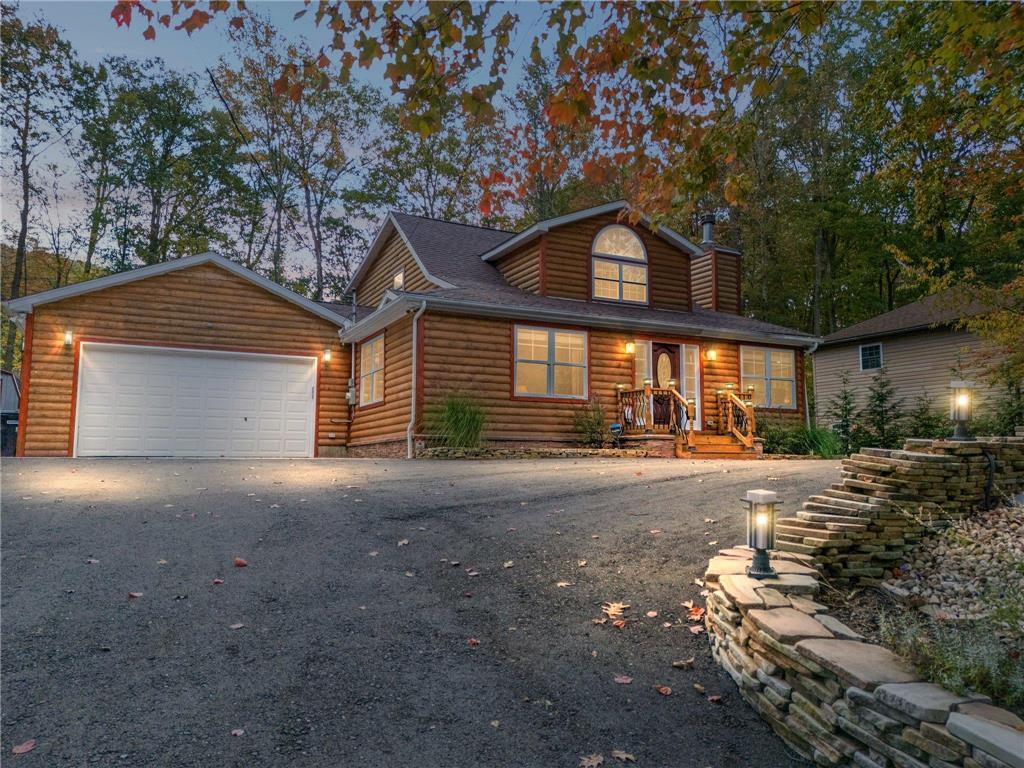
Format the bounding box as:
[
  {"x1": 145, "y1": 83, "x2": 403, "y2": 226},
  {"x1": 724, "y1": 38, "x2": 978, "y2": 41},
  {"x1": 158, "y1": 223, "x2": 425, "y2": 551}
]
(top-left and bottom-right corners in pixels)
[
  {"x1": 392, "y1": 269, "x2": 405, "y2": 291},
  {"x1": 513, "y1": 325, "x2": 588, "y2": 400},
  {"x1": 359, "y1": 333, "x2": 385, "y2": 406},
  {"x1": 740, "y1": 345, "x2": 797, "y2": 410},
  {"x1": 859, "y1": 343, "x2": 883, "y2": 371},
  {"x1": 591, "y1": 225, "x2": 648, "y2": 305}
]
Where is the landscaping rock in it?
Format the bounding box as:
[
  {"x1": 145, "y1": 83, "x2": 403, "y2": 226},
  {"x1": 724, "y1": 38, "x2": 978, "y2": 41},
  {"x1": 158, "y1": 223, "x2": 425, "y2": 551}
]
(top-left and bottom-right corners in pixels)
[
  {"x1": 794, "y1": 639, "x2": 919, "y2": 690},
  {"x1": 875, "y1": 683, "x2": 975, "y2": 724},
  {"x1": 748, "y1": 608, "x2": 835, "y2": 644},
  {"x1": 955, "y1": 703, "x2": 1024, "y2": 732},
  {"x1": 719, "y1": 574, "x2": 766, "y2": 610},
  {"x1": 946, "y1": 712, "x2": 1024, "y2": 768},
  {"x1": 813, "y1": 613, "x2": 865, "y2": 641}
]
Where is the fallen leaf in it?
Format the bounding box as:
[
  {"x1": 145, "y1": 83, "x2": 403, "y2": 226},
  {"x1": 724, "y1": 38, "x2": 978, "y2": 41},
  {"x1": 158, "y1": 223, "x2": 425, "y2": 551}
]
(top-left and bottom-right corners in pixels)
[
  {"x1": 489, "y1": 720, "x2": 500, "y2": 728},
  {"x1": 85, "y1": 558, "x2": 100, "y2": 564},
  {"x1": 708, "y1": 694, "x2": 723, "y2": 703},
  {"x1": 503, "y1": 561, "x2": 514, "y2": 569},
  {"x1": 634, "y1": 471, "x2": 642, "y2": 476},
  {"x1": 157, "y1": 559, "x2": 168, "y2": 565},
  {"x1": 704, "y1": 517, "x2": 715, "y2": 523},
  {"x1": 579, "y1": 755, "x2": 604, "y2": 768},
  {"x1": 229, "y1": 623, "x2": 244, "y2": 630},
  {"x1": 693, "y1": 578, "x2": 705, "y2": 587},
  {"x1": 693, "y1": 683, "x2": 706, "y2": 694},
  {"x1": 661, "y1": 621, "x2": 673, "y2": 628},
  {"x1": 466, "y1": 569, "x2": 480, "y2": 577},
  {"x1": 612, "y1": 619, "x2": 627, "y2": 629},
  {"x1": 649, "y1": 529, "x2": 662, "y2": 535},
  {"x1": 398, "y1": 539, "x2": 409, "y2": 546},
  {"x1": 404, "y1": 571, "x2": 415, "y2": 577},
  {"x1": 556, "y1": 581, "x2": 573, "y2": 588},
  {"x1": 602, "y1": 601, "x2": 630, "y2": 618},
  {"x1": 578, "y1": 559, "x2": 588, "y2": 567},
  {"x1": 592, "y1": 617, "x2": 607, "y2": 625},
  {"x1": 467, "y1": 638, "x2": 480, "y2": 647},
  {"x1": 655, "y1": 685, "x2": 672, "y2": 696},
  {"x1": 611, "y1": 750, "x2": 636, "y2": 763},
  {"x1": 11, "y1": 739, "x2": 36, "y2": 754},
  {"x1": 687, "y1": 606, "x2": 706, "y2": 621},
  {"x1": 212, "y1": 578, "x2": 224, "y2": 585},
  {"x1": 128, "y1": 591, "x2": 143, "y2": 599},
  {"x1": 672, "y1": 657, "x2": 696, "y2": 669},
  {"x1": 688, "y1": 625, "x2": 705, "y2": 635},
  {"x1": 707, "y1": 540, "x2": 718, "y2": 546},
  {"x1": 613, "y1": 675, "x2": 633, "y2": 684},
  {"x1": 681, "y1": 599, "x2": 694, "y2": 609},
  {"x1": 233, "y1": 557, "x2": 248, "y2": 568},
  {"x1": 368, "y1": 551, "x2": 379, "y2": 557},
  {"x1": 230, "y1": 728, "x2": 245, "y2": 737},
  {"x1": 645, "y1": 610, "x2": 658, "y2": 618}
]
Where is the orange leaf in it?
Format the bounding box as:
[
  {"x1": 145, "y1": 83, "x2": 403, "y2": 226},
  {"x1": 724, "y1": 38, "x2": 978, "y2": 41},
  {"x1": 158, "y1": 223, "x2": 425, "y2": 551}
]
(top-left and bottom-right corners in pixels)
[
  {"x1": 12, "y1": 739, "x2": 36, "y2": 755},
  {"x1": 613, "y1": 675, "x2": 633, "y2": 684},
  {"x1": 612, "y1": 619, "x2": 626, "y2": 629},
  {"x1": 233, "y1": 558, "x2": 248, "y2": 568},
  {"x1": 467, "y1": 638, "x2": 480, "y2": 647},
  {"x1": 143, "y1": 25, "x2": 156, "y2": 40},
  {"x1": 655, "y1": 685, "x2": 672, "y2": 696}
]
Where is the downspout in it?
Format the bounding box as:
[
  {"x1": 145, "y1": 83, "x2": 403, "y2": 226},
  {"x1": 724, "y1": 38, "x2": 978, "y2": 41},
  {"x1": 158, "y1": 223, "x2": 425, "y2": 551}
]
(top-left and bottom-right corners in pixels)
[
  {"x1": 805, "y1": 341, "x2": 820, "y2": 428},
  {"x1": 407, "y1": 300, "x2": 427, "y2": 459}
]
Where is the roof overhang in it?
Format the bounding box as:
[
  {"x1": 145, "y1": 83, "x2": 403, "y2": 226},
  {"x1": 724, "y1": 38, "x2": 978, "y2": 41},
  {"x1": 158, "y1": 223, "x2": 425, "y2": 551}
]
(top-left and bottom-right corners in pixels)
[
  {"x1": 344, "y1": 214, "x2": 456, "y2": 297},
  {"x1": 479, "y1": 200, "x2": 704, "y2": 262},
  {"x1": 820, "y1": 321, "x2": 956, "y2": 348},
  {"x1": 340, "y1": 293, "x2": 819, "y2": 349},
  {"x1": 3, "y1": 252, "x2": 350, "y2": 327}
]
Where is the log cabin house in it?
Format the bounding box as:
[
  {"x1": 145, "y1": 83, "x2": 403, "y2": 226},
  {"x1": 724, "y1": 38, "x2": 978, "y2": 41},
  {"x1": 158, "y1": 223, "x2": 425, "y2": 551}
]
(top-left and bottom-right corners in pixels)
[{"x1": 5, "y1": 201, "x2": 817, "y2": 459}]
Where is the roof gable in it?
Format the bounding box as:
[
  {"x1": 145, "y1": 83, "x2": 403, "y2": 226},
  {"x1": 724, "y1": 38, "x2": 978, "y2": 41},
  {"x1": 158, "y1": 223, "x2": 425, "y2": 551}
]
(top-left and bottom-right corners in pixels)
[{"x1": 4, "y1": 253, "x2": 348, "y2": 327}]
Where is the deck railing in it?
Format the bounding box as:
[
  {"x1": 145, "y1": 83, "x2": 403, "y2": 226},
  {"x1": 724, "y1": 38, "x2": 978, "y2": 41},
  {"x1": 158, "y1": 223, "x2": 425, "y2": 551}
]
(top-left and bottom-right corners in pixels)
[
  {"x1": 616, "y1": 385, "x2": 697, "y2": 447},
  {"x1": 722, "y1": 391, "x2": 756, "y2": 448}
]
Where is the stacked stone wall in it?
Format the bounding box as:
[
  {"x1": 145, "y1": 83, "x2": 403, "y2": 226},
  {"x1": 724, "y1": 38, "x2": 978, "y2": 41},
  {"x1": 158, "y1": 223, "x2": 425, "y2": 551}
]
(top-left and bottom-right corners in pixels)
[{"x1": 775, "y1": 438, "x2": 1024, "y2": 586}]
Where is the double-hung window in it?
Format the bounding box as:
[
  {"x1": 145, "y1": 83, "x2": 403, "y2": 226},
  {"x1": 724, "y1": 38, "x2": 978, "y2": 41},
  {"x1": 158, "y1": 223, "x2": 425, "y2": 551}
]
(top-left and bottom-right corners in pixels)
[
  {"x1": 359, "y1": 334, "x2": 385, "y2": 406},
  {"x1": 740, "y1": 346, "x2": 796, "y2": 409},
  {"x1": 859, "y1": 343, "x2": 883, "y2": 371},
  {"x1": 392, "y1": 269, "x2": 405, "y2": 290},
  {"x1": 591, "y1": 225, "x2": 648, "y2": 304},
  {"x1": 514, "y1": 326, "x2": 587, "y2": 399}
]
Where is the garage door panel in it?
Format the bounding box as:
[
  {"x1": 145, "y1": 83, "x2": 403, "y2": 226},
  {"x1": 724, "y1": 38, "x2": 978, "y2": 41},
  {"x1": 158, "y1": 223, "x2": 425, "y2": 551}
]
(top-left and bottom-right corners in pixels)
[{"x1": 75, "y1": 344, "x2": 316, "y2": 458}]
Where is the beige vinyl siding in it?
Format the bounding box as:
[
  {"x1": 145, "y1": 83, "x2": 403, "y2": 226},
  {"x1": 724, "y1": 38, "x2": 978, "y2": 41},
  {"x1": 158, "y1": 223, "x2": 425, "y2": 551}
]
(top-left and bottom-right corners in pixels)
[
  {"x1": 812, "y1": 328, "x2": 1001, "y2": 425},
  {"x1": 356, "y1": 232, "x2": 437, "y2": 307}
]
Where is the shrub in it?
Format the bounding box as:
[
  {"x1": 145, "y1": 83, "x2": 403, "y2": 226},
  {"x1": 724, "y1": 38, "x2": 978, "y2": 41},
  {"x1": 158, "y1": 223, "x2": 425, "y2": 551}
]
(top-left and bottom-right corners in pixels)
[
  {"x1": 826, "y1": 372, "x2": 858, "y2": 455},
  {"x1": 572, "y1": 395, "x2": 607, "y2": 447},
  {"x1": 905, "y1": 395, "x2": 952, "y2": 440},
  {"x1": 879, "y1": 609, "x2": 1024, "y2": 710},
  {"x1": 758, "y1": 421, "x2": 843, "y2": 458},
  {"x1": 427, "y1": 394, "x2": 487, "y2": 448},
  {"x1": 859, "y1": 369, "x2": 905, "y2": 448}
]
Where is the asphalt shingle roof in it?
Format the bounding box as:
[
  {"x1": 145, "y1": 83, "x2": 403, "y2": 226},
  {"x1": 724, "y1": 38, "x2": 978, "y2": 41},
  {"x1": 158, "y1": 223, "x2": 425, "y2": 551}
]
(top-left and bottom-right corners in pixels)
[{"x1": 823, "y1": 290, "x2": 987, "y2": 345}]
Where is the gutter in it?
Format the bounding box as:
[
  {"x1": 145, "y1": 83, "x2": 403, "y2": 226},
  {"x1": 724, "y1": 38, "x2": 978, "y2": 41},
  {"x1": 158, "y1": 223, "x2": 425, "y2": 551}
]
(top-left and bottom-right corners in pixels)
[
  {"x1": 805, "y1": 340, "x2": 820, "y2": 428},
  {"x1": 406, "y1": 300, "x2": 427, "y2": 459}
]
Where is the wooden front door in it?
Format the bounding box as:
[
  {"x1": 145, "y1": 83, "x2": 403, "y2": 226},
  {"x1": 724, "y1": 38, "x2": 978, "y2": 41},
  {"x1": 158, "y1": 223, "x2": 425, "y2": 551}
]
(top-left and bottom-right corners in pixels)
[{"x1": 652, "y1": 343, "x2": 679, "y2": 389}]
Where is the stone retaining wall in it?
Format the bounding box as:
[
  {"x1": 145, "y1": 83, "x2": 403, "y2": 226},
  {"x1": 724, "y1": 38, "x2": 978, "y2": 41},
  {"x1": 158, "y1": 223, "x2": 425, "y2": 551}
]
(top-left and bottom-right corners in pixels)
[
  {"x1": 776, "y1": 438, "x2": 1024, "y2": 586},
  {"x1": 703, "y1": 549, "x2": 1024, "y2": 768}
]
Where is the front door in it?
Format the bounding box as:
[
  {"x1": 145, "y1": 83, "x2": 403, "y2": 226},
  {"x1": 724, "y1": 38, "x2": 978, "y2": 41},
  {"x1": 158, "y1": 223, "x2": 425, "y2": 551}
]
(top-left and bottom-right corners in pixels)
[{"x1": 652, "y1": 343, "x2": 679, "y2": 389}]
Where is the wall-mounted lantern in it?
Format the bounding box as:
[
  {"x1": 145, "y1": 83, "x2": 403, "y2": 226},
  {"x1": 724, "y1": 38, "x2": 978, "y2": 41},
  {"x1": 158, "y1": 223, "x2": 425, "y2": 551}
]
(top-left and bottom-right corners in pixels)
[
  {"x1": 323, "y1": 348, "x2": 332, "y2": 363},
  {"x1": 63, "y1": 329, "x2": 73, "y2": 348},
  {"x1": 745, "y1": 489, "x2": 778, "y2": 579},
  {"x1": 949, "y1": 380, "x2": 975, "y2": 441},
  {"x1": 705, "y1": 348, "x2": 717, "y2": 362},
  {"x1": 624, "y1": 341, "x2": 636, "y2": 355}
]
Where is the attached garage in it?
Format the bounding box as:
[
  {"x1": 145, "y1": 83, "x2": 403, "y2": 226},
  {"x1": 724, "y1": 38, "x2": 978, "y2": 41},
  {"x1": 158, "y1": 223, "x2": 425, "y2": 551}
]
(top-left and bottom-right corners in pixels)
[
  {"x1": 6, "y1": 253, "x2": 352, "y2": 458},
  {"x1": 75, "y1": 343, "x2": 318, "y2": 458}
]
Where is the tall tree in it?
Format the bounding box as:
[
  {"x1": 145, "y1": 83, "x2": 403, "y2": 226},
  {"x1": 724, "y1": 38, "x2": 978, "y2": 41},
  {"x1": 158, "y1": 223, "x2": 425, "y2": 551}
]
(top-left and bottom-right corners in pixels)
[{"x1": 0, "y1": 6, "x2": 72, "y2": 369}]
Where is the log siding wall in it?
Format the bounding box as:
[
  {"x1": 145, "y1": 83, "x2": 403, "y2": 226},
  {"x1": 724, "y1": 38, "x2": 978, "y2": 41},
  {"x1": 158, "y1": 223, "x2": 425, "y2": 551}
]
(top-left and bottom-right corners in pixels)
[
  {"x1": 690, "y1": 250, "x2": 740, "y2": 314},
  {"x1": 19, "y1": 263, "x2": 349, "y2": 457},
  {"x1": 355, "y1": 232, "x2": 436, "y2": 307},
  {"x1": 348, "y1": 315, "x2": 414, "y2": 445},
  {"x1": 420, "y1": 312, "x2": 807, "y2": 441},
  {"x1": 543, "y1": 213, "x2": 692, "y2": 311},
  {"x1": 494, "y1": 240, "x2": 542, "y2": 293}
]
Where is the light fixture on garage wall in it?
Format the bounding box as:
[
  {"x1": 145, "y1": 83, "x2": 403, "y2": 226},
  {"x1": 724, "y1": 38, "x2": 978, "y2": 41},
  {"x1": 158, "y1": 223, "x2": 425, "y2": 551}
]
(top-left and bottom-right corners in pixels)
[
  {"x1": 624, "y1": 341, "x2": 636, "y2": 355},
  {"x1": 705, "y1": 348, "x2": 717, "y2": 362},
  {"x1": 63, "y1": 329, "x2": 73, "y2": 347},
  {"x1": 323, "y1": 348, "x2": 332, "y2": 363}
]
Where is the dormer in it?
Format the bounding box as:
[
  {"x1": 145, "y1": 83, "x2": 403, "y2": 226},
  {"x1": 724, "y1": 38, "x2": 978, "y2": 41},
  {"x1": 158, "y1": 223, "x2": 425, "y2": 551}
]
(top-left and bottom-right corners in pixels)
[
  {"x1": 482, "y1": 201, "x2": 701, "y2": 312},
  {"x1": 690, "y1": 214, "x2": 741, "y2": 315}
]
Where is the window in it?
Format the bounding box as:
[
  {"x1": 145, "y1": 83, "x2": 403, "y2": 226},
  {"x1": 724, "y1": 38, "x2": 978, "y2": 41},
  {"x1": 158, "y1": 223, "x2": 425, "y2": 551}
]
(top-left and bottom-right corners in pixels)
[
  {"x1": 592, "y1": 225, "x2": 648, "y2": 304},
  {"x1": 741, "y1": 346, "x2": 796, "y2": 409},
  {"x1": 392, "y1": 269, "x2": 405, "y2": 290},
  {"x1": 514, "y1": 326, "x2": 587, "y2": 399},
  {"x1": 359, "y1": 334, "x2": 385, "y2": 406},
  {"x1": 860, "y1": 343, "x2": 883, "y2": 371}
]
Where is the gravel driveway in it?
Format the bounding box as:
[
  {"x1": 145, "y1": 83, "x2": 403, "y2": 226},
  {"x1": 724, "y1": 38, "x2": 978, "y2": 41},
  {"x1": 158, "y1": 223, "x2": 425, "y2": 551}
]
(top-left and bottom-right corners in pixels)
[{"x1": 2, "y1": 457, "x2": 837, "y2": 767}]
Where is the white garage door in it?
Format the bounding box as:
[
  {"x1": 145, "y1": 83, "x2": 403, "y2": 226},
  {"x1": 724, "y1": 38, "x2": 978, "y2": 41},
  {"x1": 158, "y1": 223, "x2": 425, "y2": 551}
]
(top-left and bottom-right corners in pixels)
[{"x1": 74, "y1": 343, "x2": 317, "y2": 458}]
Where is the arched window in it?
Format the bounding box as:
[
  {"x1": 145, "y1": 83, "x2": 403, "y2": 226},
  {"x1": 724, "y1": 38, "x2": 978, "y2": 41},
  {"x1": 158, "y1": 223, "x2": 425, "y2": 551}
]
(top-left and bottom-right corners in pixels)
[{"x1": 591, "y1": 225, "x2": 648, "y2": 304}]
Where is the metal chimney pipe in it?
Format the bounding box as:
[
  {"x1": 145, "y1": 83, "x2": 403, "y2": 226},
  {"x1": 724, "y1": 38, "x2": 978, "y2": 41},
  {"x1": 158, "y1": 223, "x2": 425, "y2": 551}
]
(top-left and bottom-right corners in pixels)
[{"x1": 700, "y1": 213, "x2": 715, "y2": 244}]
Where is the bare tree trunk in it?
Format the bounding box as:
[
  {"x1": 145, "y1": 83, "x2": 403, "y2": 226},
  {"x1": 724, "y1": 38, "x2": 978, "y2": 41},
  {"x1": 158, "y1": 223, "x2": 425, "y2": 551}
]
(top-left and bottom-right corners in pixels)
[
  {"x1": 3, "y1": 95, "x2": 33, "y2": 371},
  {"x1": 812, "y1": 226, "x2": 824, "y2": 338}
]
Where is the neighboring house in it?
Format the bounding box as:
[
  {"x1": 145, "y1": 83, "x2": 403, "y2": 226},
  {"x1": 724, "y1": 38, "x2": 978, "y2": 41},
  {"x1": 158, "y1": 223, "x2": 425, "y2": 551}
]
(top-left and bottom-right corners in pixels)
[
  {"x1": 1, "y1": 369, "x2": 20, "y2": 456},
  {"x1": 813, "y1": 291, "x2": 998, "y2": 424},
  {"x1": 5, "y1": 200, "x2": 816, "y2": 459}
]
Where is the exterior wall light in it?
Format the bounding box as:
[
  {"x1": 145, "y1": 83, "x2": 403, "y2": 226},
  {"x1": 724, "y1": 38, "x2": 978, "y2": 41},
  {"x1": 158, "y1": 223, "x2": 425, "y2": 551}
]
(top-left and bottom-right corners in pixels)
[
  {"x1": 64, "y1": 329, "x2": 73, "y2": 347},
  {"x1": 624, "y1": 341, "x2": 636, "y2": 355},
  {"x1": 949, "y1": 380, "x2": 975, "y2": 441},
  {"x1": 615, "y1": 383, "x2": 627, "y2": 391},
  {"x1": 323, "y1": 348, "x2": 332, "y2": 363},
  {"x1": 745, "y1": 489, "x2": 778, "y2": 579},
  {"x1": 705, "y1": 348, "x2": 717, "y2": 362}
]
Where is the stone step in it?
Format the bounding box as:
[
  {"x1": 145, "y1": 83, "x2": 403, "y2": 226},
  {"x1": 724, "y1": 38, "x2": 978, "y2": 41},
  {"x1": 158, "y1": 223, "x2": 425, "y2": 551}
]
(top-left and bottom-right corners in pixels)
[
  {"x1": 822, "y1": 488, "x2": 879, "y2": 503},
  {"x1": 807, "y1": 494, "x2": 884, "y2": 512},
  {"x1": 776, "y1": 540, "x2": 821, "y2": 555},
  {"x1": 797, "y1": 510, "x2": 870, "y2": 526},
  {"x1": 777, "y1": 524, "x2": 853, "y2": 541},
  {"x1": 778, "y1": 516, "x2": 826, "y2": 530},
  {"x1": 842, "y1": 458, "x2": 896, "y2": 474},
  {"x1": 802, "y1": 501, "x2": 872, "y2": 517}
]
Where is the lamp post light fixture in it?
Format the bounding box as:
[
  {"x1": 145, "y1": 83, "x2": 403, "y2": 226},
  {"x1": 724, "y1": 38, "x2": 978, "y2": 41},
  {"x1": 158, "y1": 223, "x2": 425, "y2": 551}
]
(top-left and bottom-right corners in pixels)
[
  {"x1": 642, "y1": 377, "x2": 653, "y2": 387},
  {"x1": 745, "y1": 385, "x2": 755, "y2": 403},
  {"x1": 745, "y1": 489, "x2": 778, "y2": 579},
  {"x1": 667, "y1": 377, "x2": 677, "y2": 389},
  {"x1": 949, "y1": 380, "x2": 975, "y2": 441}
]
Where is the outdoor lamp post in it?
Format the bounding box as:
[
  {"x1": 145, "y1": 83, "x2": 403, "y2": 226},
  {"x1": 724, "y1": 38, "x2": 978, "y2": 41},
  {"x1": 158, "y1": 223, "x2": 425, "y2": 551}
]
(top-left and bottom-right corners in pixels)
[
  {"x1": 949, "y1": 380, "x2": 975, "y2": 441},
  {"x1": 745, "y1": 385, "x2": 755, "y2": 403},
  {"x1": 745, "y1": 489, "x2": 778, "y2": 579}
]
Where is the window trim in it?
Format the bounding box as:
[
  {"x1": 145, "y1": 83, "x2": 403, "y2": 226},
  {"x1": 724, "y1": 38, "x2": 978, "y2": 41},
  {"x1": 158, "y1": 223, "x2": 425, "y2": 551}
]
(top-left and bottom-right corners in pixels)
[
  {"x1": 392, "y1": 268, "x2": 405, "y2": 291},
  {"x1": 859, "y1": 343, "x2": 883, "y2": 372},
  {"x1": 590, "y1": 224, "x2": 649, "y2": 306},
  {"x1": 739, "y1": 345, "x2": 797, "y2": 411},
  {"x1": 511, "y1": 324, "x2": 590, "y2": 402},
  {"x1": 358, "y1": 332, "x2": 385, "y2": 409}
]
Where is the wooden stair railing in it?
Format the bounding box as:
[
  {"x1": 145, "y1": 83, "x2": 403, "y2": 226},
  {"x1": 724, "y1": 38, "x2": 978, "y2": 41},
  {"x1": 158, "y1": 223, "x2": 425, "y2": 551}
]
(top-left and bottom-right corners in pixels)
[
  {"x1": 668, "y1": 388, "x2": 696, "y2": 450},
  {"x1": 724, "y1": 392, "x2": 756, "y2": 448}
]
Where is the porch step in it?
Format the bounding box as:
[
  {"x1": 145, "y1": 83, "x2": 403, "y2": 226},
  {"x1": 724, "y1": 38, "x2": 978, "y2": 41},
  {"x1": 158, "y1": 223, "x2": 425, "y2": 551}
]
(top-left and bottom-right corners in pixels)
[
  {"x1": 686, "y1": 451, "x2": 761, "y2": 460},
  {"x1": 690, "y1": 434, "x2": 744, "y2": 445}
]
